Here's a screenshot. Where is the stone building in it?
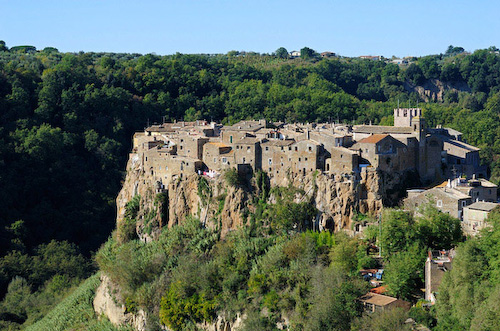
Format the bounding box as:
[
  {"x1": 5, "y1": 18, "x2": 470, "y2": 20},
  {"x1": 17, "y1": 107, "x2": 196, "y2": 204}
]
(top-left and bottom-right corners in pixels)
[
  {"x1": 462, "y1": 201, "x2": 499, "y2": 236},
  {"x1": 130, "y1": 109, "x2": 488, "y2": 199},
  {"x1": 405, "y1": 186, "x2": 472, "y2": 220},
  {"x1": 405, "y1": 175, "x2": 498, "y2": 220},
  {"x1": 359, "y1": 292, "x2": 411, "y2": 313},
  {"x1": 425, "y1": 250, "x2": 453, "y2": 304}
]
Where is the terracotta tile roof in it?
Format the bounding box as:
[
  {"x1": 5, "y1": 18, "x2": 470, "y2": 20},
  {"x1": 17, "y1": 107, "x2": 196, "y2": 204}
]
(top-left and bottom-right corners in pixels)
[
  {"x1": 370, "y1": 286, "x2": 387, "y2": 294},
  {"x1": 358, "y1": 134, "x2": 389, "y2": 144},
  {"x1": 207, "y1": 142, "x2": 230, "y2": 148},
  {"x1": 435, "y1": 181, "x2": 448, "y2": 188}
]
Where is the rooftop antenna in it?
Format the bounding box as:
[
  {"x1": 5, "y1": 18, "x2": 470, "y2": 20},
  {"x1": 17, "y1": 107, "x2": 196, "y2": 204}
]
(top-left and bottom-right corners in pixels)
[{"x1": 397, "y1": 99, "x2": 400, "y2": 109}]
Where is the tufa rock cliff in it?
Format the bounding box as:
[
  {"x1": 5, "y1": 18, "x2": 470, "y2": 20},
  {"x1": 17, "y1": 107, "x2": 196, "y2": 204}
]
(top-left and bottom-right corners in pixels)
[{"x1": 115, "y1": 149, "x2": 413, "y2": 244}]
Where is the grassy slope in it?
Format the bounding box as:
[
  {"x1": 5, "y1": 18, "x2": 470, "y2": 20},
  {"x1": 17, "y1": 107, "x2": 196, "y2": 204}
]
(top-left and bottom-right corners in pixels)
[{"x1": 26, "y1": 273, "x2": 131, "y2": 331}]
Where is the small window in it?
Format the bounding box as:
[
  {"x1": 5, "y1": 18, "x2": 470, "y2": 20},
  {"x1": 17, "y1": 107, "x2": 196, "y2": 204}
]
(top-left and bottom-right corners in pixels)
[
  {"x1": 308, "y1": 146, "x2": 312, "y2": 151},
  {"x1": 340, "y1": 154, "x2": 343, "y2": 158},
  {"x1": 145, "y1": 157, "x2": 148, "y2": 161},
  {"x1": 268, "y1": 158, "x2": 272, "y2": 165},
  {"x1": 299, "y1": 158, "x2": 301, "y2": 162},
  {"x1": 214, "y1": 157, "x2": 216, "y2": 163},
  {"x1": 222, "y1": 157, "x2": 227, "y2": 164},
  {"x1": 180, "y1": 139, "x2": 184, "y2": 142},
  {"x1": 437, "y1": 200, "x2": 442, "y2": 208},
  {"x1": 289, "y1": 147, "x2": 292, "y2": 151},
  {"x1": 265, "y1": 147, "x2": 269, "y2": 151},
  {"x1": 295, "y1": 147, "x2": 298, "y2": 151},
  {"x1": 305, "y1": 157, "x2": 308, "y2": 161},
  {"x1": 462, "y1": 201, "x2": 467, "y2": 207},
  {"x1": 180, "y1": 145, "x2": 183, "y2": 150},
  {"x1": 247, "y1": 146, "x2": 250, "y2": 150},
  {"x1": 243, "y1": 157, "x2": 246, "y2": 163}
]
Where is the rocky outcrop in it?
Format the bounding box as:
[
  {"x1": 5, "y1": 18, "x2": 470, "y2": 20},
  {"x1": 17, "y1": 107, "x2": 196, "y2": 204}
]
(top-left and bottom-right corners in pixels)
[
  {"x1": 93, "y1": 275, "x2": 148, "y2": 331},
  {"x1": 403, "y1": 79, "x2": 470, "y2": 102},
  {"x1": 197, "y1": 313, "x2": 246, "y2": 331},
  {"x1": 116, "y1": 155, "x2": 412, "y2": 243}
]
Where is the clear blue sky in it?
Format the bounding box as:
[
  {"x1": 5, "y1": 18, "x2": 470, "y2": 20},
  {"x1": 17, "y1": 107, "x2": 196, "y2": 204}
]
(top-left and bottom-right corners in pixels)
[{"x1": 1, "y1": 0, "x2": 498, "y2": 57}]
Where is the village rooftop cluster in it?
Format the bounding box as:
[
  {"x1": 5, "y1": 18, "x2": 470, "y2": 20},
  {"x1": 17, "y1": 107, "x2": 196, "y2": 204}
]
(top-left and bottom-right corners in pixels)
[
  {"x1": 133, "y1": 108, "x2": 484, "y2": 185},
  {"x1": 132, "y1": 107, "x2": 496, "y2": 231}
]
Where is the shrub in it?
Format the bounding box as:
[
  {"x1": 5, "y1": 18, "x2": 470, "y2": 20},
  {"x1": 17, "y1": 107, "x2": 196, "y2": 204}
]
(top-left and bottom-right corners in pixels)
[{"x1": 224, "y1": 168, "x2": 241, "y2": 186}]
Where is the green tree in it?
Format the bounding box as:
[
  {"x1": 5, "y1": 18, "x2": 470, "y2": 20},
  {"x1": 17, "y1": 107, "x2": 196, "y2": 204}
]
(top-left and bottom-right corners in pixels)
[
  {"x1": 384, "y1": 243, "x2": 426, "y2": 301},
  {"x1": 417, "y1": 205, "x2": 464, "y2": 250},
  {"x1": 0, "y1": 40, "x2": 8, "y2": 52},
  {"x1": 300, "y1": 47, "x2": 317, "y2": 60},
  {"x1": 275, "y1": 47, "x2": 288, "y2": 59}
]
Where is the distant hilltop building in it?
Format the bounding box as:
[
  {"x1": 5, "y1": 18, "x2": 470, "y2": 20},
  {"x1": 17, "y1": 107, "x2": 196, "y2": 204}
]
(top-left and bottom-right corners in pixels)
[
  {"x1": 359, "y1": 55, "x2": 382, "y2": 61},
  {"x1": 130, "y1": 108, "x2": 487, "y2": 191}
]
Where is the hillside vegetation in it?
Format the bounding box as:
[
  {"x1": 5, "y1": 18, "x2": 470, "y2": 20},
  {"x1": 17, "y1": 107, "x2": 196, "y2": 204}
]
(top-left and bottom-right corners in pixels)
[{"x1": 1, "y1": 41, "x2": 500, "y2": 329}]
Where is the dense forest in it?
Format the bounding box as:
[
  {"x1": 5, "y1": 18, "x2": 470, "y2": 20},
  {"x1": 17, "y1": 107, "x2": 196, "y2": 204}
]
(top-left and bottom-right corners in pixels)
[{"x1": 1, "y1": 40, "x2": 500, "y2": 329}]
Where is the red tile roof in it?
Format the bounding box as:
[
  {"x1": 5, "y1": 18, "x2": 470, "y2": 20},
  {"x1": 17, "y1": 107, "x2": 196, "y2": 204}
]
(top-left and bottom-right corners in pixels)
[
  {"x1": 358, "y1": 134, "x2": 389, "y2": 144},
  {"x1": 370, "y1": 286, "x2": 387, "y2": 294}
]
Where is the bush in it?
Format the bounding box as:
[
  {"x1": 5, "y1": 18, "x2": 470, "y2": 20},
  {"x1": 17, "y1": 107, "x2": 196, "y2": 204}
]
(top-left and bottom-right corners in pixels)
[{"x1": 224, "y1": 168, "x2": 242, "y2": 186}]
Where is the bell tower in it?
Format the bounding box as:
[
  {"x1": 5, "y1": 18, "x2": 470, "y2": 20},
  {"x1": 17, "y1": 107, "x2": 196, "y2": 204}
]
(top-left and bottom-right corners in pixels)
[{"x1": 394, "y1": 108, "x2": 422, "y2": 128}]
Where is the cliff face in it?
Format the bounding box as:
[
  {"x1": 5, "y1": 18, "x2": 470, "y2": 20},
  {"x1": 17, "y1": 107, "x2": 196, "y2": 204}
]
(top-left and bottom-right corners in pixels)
[
  {"x1": 403, "y1": 79, "x2": 470, "y2": 102},
  {"x1": 116, "y1": 153, "x2": 253, "y2": 242},
  {"x1": 116, "y1": 153, "x2": 410, "y2": 243}
]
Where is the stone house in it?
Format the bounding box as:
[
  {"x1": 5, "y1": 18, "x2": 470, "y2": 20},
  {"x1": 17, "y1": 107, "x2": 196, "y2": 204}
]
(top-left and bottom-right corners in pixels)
[
  {"x1": 442, "y1": 138, "x2": 485, "y2": 178},
  {"x1": 359, "y1": 292, "x2": 411, "y2": 313},
  {"x1": 326, "y1": 147, "x2": 359, "y2": 174},
  {"x1": 462, "y1": 201, "x2": 499, "y2": 236},
  {"x1": 176, "y1": 132, "x2": 209, "y2": 160},
  {"x1": 202, "y1": 142, "x2": 234, "y2": 171},
  {"x1": 260, "y1": 139, "x2": 296, "y2": 178},
  {"x1": 450, "y1": 177, "x2": 497, "y2": 203},
  {"x1": 405, "y1": 186, "x2": 472, "y2": 220},
  {"x1": 353, "y1": 134, "x2": 410, "y2": 172},
  {"x1": 289, "y1": 140, "x2": 321, "y2": 175},
  {"x1": 143, "y1": 149, "x2": 202, "y2": 185},
  {"x1": 233, "y1": 137, "x2": 261, "y2": 171},
  {"x1": 220, "y1": 120, "x2": 267, "y2": 144}
]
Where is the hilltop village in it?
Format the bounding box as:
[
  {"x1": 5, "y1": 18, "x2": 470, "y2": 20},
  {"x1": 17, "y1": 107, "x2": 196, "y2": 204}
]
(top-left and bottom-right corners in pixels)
[{"x1": 133, "y1": 107, "x2": 486, "y2": 190}]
